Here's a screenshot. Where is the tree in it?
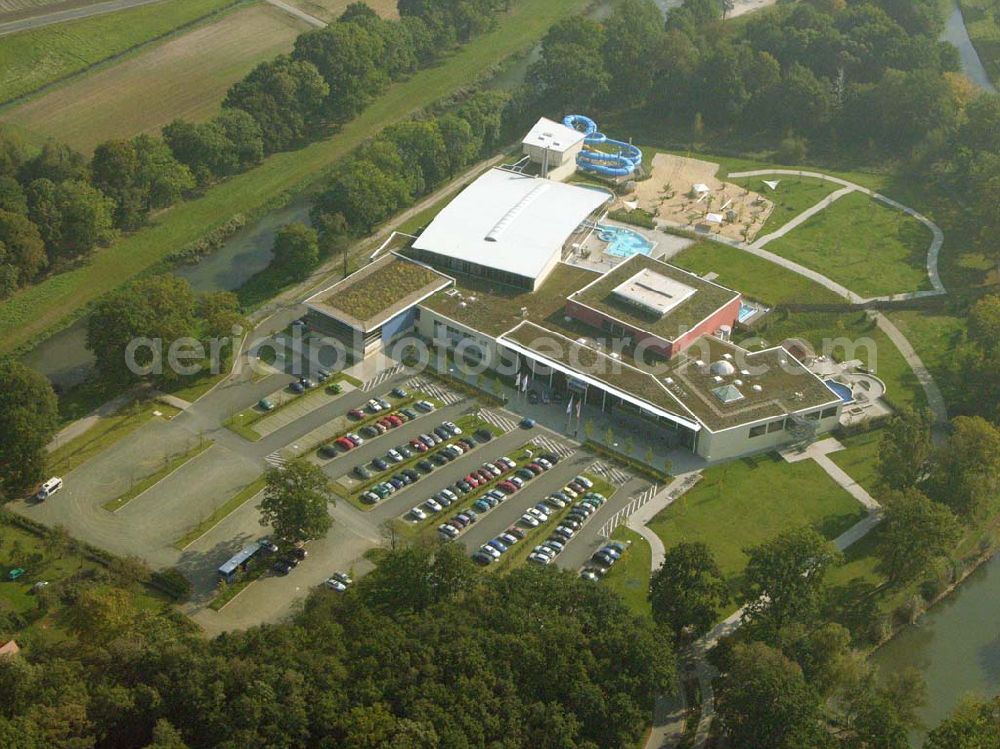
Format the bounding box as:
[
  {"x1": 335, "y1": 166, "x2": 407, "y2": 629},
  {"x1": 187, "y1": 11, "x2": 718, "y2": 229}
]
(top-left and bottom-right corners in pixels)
[
  {"x1": 223, "y1": 56, "x2": 329, "y2": 153},
  {"x1": 17, "y1": 139, "x2": 87, "y2": 184},
  {"x1": 925, "y1": 695, "x2": 1000, "y2": 749},
  {"x1": 927, "y1": 416, "x2": 1000, "y2": 520},
  {"x1": 875, "y1": 406, "x2": 933, "y2": 490},
  {"x1": 601, "y1": 0, "x2": 666, "y2": 106},
  {"x1": 143, "y1": 719, "x2": 189, "y2": 749},
  {"x1": 271, "y1": 222, "x2": 319, "y2": 281},
  {"x1": 968, "y1": 294, "x2": 1000, "y2": 355},
  {"x1": 528, "y1": 18, "x2": 610, "y2": 114},
  {"x1": 0, "y1": 209, "x2": 47, "y2": 292},
  {"x1": 0, "y1": 358, "x2": 59, "y2": 496},
  {"x1": 292, "y1": 22, "x2": 387, "y2": 121},
  {"x1": 436, "y1": 113, "x2": 476, "y2": 178},
  {"x1": 649, "y1": 541, "x2": 729, "y2": 640},
  {"x1": 86, "y1": 275, "x2": 198, "y2": 383},
  {"x1": 0, "y1": 176, "x2": 26, "y2": 215},
  {"x1": 714, "y1": 641, "x2": 824, "y2": 749},
  {"x1": 876, "y1": 488, "x2": 959, "y2": 587},
  {"x1": 381, "y1": 119, "x2": 448, "y2": 195},
  {"x1": 258, "y1": 458, "x2": 335, "y2": 544},
  {"x1": 313, "y1": 159, "x2": 410, "y2": 234},
  {"x1": 214, "y1": 108, "x2": 264, "y2": 171},
  {"x1": 742, "y1": 526, "x2": 842, "y2": 638},
  {"x1": 162, "y1": 119, "x2": 234, "y2": 184}
]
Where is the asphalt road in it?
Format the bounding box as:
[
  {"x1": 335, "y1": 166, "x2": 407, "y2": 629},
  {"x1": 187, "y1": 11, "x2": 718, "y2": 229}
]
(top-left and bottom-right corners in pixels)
[{"x1": 0, "y1": 0, "x2": 167, "y2": 36}]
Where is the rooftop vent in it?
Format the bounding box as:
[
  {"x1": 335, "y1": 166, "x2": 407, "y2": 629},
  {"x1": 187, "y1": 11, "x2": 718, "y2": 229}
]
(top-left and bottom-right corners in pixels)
[
  {"x1": 713, "y1": 375, "x2": 723, "y2": 383},
  {"x1": 722, "y1": 353, "x2": 733, "y2": 361},
  {"x1": 751, "y1": 384, "x2": 763, "y2": 392},
  {"x1": 695, "y1": 359, "x2": 705, "y2": 368},
  {"x1": 740, "y1": 369, "x2": 751, "y2": 376},
  {"x1": 734, "y1": 379, "x2": 743, "y2": 387}
]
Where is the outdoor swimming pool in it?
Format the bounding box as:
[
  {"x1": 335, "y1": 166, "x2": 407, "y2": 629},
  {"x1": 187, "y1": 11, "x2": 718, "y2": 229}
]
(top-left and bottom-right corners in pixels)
[
  {"x1": 738, "y1": 302, "x2": 756, "y2": 323},
  {"x1": 598, "y1": 225, "x2": 655, "y2": 258},
  {"x1": 825, "y1": 380, "x2": 854, "y2": 403}
]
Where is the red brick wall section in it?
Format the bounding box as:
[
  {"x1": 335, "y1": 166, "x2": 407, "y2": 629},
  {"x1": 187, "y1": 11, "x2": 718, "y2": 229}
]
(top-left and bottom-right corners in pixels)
[
  {"x1": 564, "y1": 296, "x2": 741, "y2": 359},
  {"x1": 671, "y1": 296, "x2": 742, "y2": 355}
]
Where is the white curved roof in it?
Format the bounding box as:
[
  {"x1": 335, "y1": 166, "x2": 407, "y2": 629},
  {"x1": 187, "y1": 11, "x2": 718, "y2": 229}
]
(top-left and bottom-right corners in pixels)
[{"x1": 412, "y1": 168, "x2": 608, "y2": 282}]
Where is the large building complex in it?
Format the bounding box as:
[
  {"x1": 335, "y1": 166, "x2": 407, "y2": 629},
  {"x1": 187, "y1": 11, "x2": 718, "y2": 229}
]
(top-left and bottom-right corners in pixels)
[{"x1": 304, "y1": 123, "x2": 844, "y2": 463}]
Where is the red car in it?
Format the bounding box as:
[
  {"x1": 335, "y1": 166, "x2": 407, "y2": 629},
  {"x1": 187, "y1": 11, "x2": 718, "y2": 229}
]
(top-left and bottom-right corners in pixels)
[
  {"x1": 378, "y1": 418, "x2": 394, "y2": 430},
  {"x1": 335, "y1": 436, "x2": 354, "y2": 451},
  {"x1": 527, "y1": 463, "x2": 544, "y2": 475},
  {"x1": 348, "y1": 408, "x2": 364, "y2": 420},
  {"x1": 499, "y1": 480, "x2": 518, "y2": 494},
  {"x1": 464, "y1": 475, "x2": 481, "y2": 488},
  {"x1": 410, "y1": 440, "x2": 428, "y2": 453},
  {"x1": 387, "y1": 414, "x2": 404, "y2": 427}
]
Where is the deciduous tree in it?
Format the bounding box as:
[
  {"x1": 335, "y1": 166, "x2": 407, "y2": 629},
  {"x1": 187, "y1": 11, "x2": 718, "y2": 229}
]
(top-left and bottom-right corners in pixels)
[
  {"x1": 0, "y1": 357, "x2": 58, "y2": 496},
  {"x1": 649, "y1": 541, "x2": 729, "y2": 640},
  {"x1": 258, "y1": 458, "x2": 335, "y2": 544}
]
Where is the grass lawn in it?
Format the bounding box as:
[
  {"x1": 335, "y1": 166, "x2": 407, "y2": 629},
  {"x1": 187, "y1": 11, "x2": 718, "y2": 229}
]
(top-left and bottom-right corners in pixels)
[
  {"x1": 648, "y1": 453, "x2": 867, "y2": 599},
  {"x1": 173, "y1": 475, "x2": 266, "y2": 550},
  {"x1": 102, "y1": 439, "x2": 212, "y2": 511},
  {"x1": 886, "y1": 309, "x2": 966, "y2": 411},
  {"x1": 765, "y1": 191, "x2": 934, "y2": 298},
  {"x1": 3, "y1": 3, "x2": 306, "y2": 151},
  {"x1": 0, "y1": 0, "x2": 240, "y2": 106},
  {"x1": 670, "y1": 241, "x2": 842, "y2": 306},
  {"x1": 746, "y1": 175, "x2": 842, "y2": 235},
  {"x1": 829, "y1": 430, "x2": 883, "y2": 497},
  {"x1": 958, "y1": 0, "x2": 1000, "y2": 87},
  {"x1": 0, "y1": 516, "x2": 169, "y2": 645},
  {"x1": 600, "y1": 525, "x2": 652, "y2": 619},
  {"x1": 0, "y1": 0, "x2": 589, "y2": 355},
  {"x1": 47, "y1": 400, "x2": 180, "y2": 477}
]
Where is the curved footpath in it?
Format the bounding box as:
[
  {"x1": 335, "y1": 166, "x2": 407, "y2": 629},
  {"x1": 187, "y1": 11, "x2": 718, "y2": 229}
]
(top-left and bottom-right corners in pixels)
[{"x1": 643, "y1": 169, "x2": 952, "y2": 748}]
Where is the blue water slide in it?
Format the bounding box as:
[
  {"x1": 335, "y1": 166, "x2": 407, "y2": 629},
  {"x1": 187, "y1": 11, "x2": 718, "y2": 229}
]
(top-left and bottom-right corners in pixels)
[{"x1": 562, "y1": 114, "x2": 642, "y2": 177}]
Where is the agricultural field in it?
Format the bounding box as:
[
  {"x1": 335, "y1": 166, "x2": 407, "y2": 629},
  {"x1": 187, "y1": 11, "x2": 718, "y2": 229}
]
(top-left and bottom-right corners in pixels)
[
  {"x1": 764, "y1": 190, "x2": 934, "y2": 299},
  {"x1": 0, "y1": 0, "x2": 103, "y2": 20},
  {"x1": 2, "y1": 2, "x2": 307, "y2": 151},
  {"x1": 0, "y1": 0, "x2": 589, "y2": 354},
  {"x1": 0, "y1": 0, "x2": 239, "y2": 105},
  {"x1": 288, "y1": 0, "x2": 398, "y2": 22}
]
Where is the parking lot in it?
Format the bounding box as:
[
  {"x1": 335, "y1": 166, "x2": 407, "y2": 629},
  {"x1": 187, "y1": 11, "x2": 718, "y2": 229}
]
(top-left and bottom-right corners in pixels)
[{"x1": 15, "y1": 334, "x2": 654, "y2": 632}]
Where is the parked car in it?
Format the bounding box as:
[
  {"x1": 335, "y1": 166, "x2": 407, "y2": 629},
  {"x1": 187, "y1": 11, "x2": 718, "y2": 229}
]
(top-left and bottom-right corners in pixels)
[
  {"x1": 410, "y1": 439, "x2": 428, "y2": 453},
  {"x1": 272, "y1": 560, "x2": 292, "y2": 575},
  {"x1": 348, "y1": 408, "x2": 364, "y2": 420},
  {"x1": 258, "y1": 398, "x2": 275, "y2": 411},
  {"x1": 443, "y1": 421, "x2": 462, "y2": 435},
  {"x1": 376, "y1": 397, "x2": 392, "y2": 410},
  {"x1": 299, "y1": 377, "x2": 314, "y2": 389},
  {"x1": 289, "y1": 382, "x2": 305, "y2": 394},
  {"x1": 361, "y1": 491, "x2": 380, "y2": 504},
  {"x1": 354, "y1": 465, "x2": 372, "y2": 480},
  {"x1": 387, "y1": 449, "x2": 403, "y2": 463},
  {"x1": 439, "y1": 524, "x2": 460, "y2": 539},
  {"x1": 392, "y1": 387, "x2": 408, "y2": 398},
  {"x1": 325, "y1": 577, "x2": 348, "y2": 592},
  {"x1": 410, "y1": 507, "x2": 427, "y2": 521},
  {"x1": 414, "y1": 400, "x2": 435, "y2": 412},
  {"x1": 366, "y1": 399, "x2": 383, "y2": 413},
  {"x1": 345, "y1": 433, "x2": 363, "y2": 446},
  {"x1": 289, "y1": 546, "x2": 307, "y2": 561}
]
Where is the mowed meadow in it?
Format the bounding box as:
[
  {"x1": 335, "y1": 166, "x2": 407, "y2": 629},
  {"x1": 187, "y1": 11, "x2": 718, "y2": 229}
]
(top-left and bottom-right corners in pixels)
[
  {"x1": 0, "y1": 0, "x2": 240, "y2": 104},
  {"x1": 1, "y1": 2, "x2": 310, "y2": 151}
]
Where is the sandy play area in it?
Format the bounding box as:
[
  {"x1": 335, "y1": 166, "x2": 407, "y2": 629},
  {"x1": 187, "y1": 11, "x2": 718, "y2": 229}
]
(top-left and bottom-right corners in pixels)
[{"x1": 630, "y1": 153, "x2": 773, "y2": 242}]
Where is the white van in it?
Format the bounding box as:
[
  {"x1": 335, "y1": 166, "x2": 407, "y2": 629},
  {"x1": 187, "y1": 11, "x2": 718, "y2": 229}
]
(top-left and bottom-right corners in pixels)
[{"x1": 36, "y1": 477, "x2": 63, "y2": 500}]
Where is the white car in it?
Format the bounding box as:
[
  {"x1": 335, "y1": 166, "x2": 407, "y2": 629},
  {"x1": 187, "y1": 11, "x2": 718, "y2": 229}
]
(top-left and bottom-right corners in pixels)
[
  {"x1": 479, "y1": 545, "x2": 501, "y2": 560},
  {"x1": 440, "y1": 488, "x2": 458, "y2": 503},
  {"x1": 519, "y1": 514, "x2": 540, "y2": 528},
  {"x1": 324, "y1": 578, "x2": 347, "y2": 592},
  {"x1": 387, "y1": 449, "x2": 403, "y2": 463},
  {"x1": 575, "y1": 476, "x2": 594, "y2": 489},
  {"x1": 367, "y1": 398, "x2": 383, "y2": 412},
  {"x1": 439, "y1": 524, "x2": 460, "y2": 539},
  {"x1": 537, "y1": 458, "x2": 553, "y2": 470},
  {"x1": 528, "y1": 553, "x2": 553, "y2": 565},
  {"x1": 444, "y1": 421, "x2": 462, "y2": 435},
  {"x1": 425, "y1": 498, "x2": 443, "y2": 513},
  {"x1": 410, "y1": 507, "x2": 427, "y2": 521},
  {"x1": 527, "y1": 507, "x2": 547, "y2": 521}
]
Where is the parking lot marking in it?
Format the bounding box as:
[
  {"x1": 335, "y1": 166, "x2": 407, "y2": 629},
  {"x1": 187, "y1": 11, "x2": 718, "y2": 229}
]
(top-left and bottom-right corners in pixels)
[
  {"x1": 406, "y1": 376, "x2": 463, "y2": 405},
  {"x1": 264, "y1": 451, "x2": 287, "y2": 468},
  {"x1": 530, "y1": 433, "x2": 576, "y2": 460},
  {"x1": 588, "y1": 460, "x2": 631, "y2": 486},
  {"x1": 477, "y1": 407, "x2": 520, "y2": 433},
  {"x1": 362, "y1": 364, "x2": 405, "y2": 391}
]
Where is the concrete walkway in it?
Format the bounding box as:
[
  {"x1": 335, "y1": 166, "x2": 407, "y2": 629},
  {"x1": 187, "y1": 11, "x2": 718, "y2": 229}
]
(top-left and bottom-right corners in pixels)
[
  {"x1": 263, "y1": 0, "x2": 325, "y2": 28},
  {"x1": 46, "y1": 388, "x2": 138, "y2": 453},
  {"x1": 0, "y1": 0, "x2": 163, "y2": 36}
]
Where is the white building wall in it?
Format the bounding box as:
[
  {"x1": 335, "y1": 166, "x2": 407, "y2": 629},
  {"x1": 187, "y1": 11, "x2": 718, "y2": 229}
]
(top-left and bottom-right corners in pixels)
[{"x1": 696, "y1": 410, "x2": 842, "y2": 462}]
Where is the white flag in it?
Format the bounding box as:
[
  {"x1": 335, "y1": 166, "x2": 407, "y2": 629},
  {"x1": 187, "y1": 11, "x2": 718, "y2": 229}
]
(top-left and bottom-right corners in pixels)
[
  {"x1": 514, "y1": 372, "x2": 521, "y2": 390},
  {"x1": 522, "y1": 375, "x2": 529, "y2": 392},
  {"x1": 576, "y1": 399, "x2": 582, "y2": 418},
  {"x1": 566, "y1": 395, "x2": 574, "y2": 415}
]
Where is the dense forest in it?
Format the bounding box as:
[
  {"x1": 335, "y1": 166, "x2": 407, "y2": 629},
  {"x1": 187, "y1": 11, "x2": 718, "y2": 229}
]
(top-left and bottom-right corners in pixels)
[{"x1": 0, "y1": 545, "x2": 671, "y2": 748}]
